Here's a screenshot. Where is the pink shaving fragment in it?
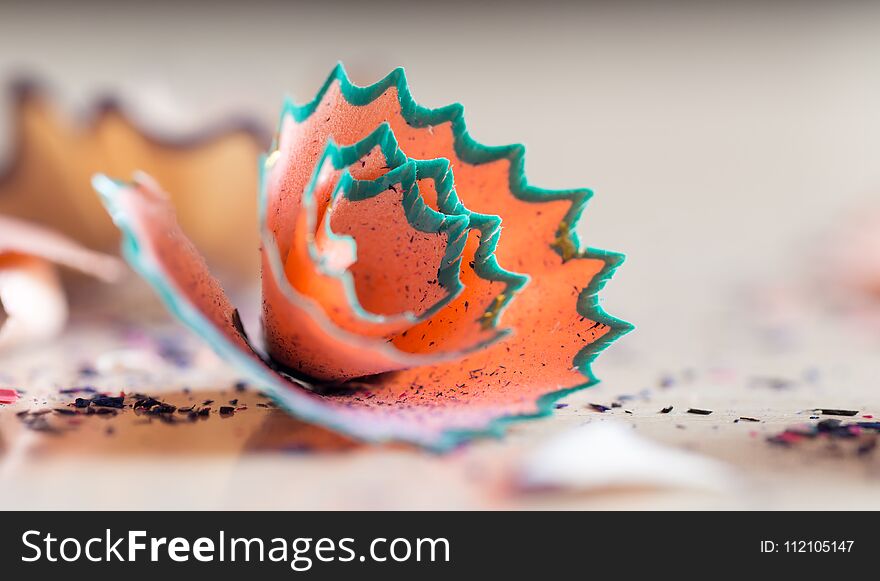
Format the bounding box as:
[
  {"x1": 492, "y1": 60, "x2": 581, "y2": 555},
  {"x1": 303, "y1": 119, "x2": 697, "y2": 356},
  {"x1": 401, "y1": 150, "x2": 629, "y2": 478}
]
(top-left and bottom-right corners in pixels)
[
  {"x1": 777, "y1": 431, "x2": 804, "y2": 445},
  {"x1": 0, "y1": 388, "x2": 19, "y2": 404}
]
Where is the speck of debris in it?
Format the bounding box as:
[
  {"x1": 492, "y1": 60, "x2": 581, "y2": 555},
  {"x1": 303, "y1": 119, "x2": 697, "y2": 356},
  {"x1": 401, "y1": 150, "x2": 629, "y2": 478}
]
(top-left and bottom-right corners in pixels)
[
  {"x1": 659, "y1": 375, "x2": 676, "y2": 388},
  {"x1": 12, "y1": 386, "x2": 267, "y2": 435},
  {"x1": 816, "y1": 408, "x2": 859, "y2": 417},
  {"x1": 78, "y1": 366, "x2": 98, "y2": 377},
  {"x1": 133, "y1": 397, "x2": 162, "y2": 410},
  {"x1": 736, "y1": 416, "x2": 760, "y2": 423},
  {"x1": 588, "y1": 403, "x2": 611, "y2": 413},
  {"x1": 156, "y1": 336, "x2": 193, "y2": 368},
  {"x1": 687, "y1": 408, "x2": 713, "y2": 415},
  {"x1": 91, "y1": 396, "x2": 125, "y2": 409},
  {"x1": 148, "y1": 403, "x2": 177, "y2": 415},
  {"x1": 15, "y1": 412, "x2": 61, "y2": 434},
  {"x1": 749, "y1": 376, "x2": 794, "y2": 390},
  {"x1": 767, "y1": 418, "x2": 880, "y2": 457},
  {"x1": 857, "y1": 439, "x2": 877, "y2": 456},
  {"x1": 659, "y1": 406, "x2": 673, "y2": 414},
  {"x1": 59, "y1": 386, "x2": 97, "y2": 395}
]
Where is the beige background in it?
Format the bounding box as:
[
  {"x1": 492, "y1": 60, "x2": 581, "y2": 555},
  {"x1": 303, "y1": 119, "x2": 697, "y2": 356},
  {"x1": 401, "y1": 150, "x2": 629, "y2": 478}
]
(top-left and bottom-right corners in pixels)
[{"x1": 2, "y1": 1, "x2": 880, "y2": 509}]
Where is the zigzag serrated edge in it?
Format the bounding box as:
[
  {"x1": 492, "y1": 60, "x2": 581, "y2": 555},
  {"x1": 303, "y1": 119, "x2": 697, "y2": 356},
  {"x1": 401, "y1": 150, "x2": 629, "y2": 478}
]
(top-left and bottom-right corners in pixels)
[{"x1": 283, "y1": 64, "x2": 633, "y2": 448}]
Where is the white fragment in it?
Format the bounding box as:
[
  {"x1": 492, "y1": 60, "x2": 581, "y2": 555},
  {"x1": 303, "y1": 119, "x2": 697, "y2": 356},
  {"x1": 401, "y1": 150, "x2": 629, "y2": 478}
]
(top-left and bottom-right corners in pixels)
[
  {"x1": 0, "y1": 256, "x2": 67, "y2": 350},
  {"x1": 517, "y1": 421, "x2": 735, "y2": 493}
]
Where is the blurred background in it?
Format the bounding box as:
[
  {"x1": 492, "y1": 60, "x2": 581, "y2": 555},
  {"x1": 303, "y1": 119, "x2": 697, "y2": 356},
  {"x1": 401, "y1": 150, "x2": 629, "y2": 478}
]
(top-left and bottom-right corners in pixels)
[{"x1": 2, "y1": 0, "x2": 880, "y2": 509}]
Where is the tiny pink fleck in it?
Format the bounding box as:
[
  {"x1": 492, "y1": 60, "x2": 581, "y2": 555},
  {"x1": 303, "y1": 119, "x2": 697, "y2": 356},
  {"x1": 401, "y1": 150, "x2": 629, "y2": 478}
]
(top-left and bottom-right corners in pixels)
[
  {"x1": 863, "y1": 414, "x2": 874, "y2": 419},
  {"x1": 778, "y1": 432, "x2": 804, "y2": 444},
  {"x1": 0, "y1": 388, "x2": 19, "y2": 404}
]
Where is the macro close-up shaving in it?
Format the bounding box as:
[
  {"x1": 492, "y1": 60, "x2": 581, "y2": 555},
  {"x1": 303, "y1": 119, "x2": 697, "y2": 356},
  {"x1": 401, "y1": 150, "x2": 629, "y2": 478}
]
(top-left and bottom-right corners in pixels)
[{"x1": 1, "y1": 0, "x2": 879, "y2": 571}]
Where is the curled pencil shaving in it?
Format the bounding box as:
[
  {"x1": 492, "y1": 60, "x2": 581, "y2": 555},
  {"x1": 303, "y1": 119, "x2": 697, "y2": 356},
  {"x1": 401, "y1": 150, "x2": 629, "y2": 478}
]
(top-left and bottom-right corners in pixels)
[
  {"x1": 93, "y1": 64, "x2": 631, "y2": 448},
  {"x1": 0, "y1": 79, "x2": 270, "y2": 278}
]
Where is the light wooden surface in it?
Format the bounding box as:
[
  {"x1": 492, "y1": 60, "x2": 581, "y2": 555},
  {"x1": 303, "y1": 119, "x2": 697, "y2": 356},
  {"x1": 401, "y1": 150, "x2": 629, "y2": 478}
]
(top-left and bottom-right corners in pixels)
[{"x1": 1, "y1": 276, "x2": 879, "y2": 510}]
